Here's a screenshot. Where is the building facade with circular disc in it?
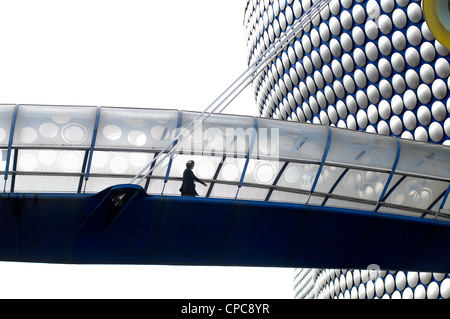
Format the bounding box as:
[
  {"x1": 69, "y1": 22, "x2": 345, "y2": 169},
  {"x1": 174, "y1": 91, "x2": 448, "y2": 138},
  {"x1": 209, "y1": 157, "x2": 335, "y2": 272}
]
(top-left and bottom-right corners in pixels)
[{"x1": 243, "y1": 0, "x2": 450, "y2": 299}]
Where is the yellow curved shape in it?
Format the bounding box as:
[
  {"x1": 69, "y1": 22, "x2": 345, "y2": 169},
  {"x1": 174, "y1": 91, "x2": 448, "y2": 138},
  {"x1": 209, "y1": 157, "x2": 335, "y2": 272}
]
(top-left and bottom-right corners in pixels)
[{"x1": 423, "y1": 0, "x2": 450, "y2": 49}]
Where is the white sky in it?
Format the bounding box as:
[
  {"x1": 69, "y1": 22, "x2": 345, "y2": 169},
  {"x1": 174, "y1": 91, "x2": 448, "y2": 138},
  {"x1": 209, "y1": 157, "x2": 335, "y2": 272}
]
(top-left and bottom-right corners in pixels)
[{"x1": 0, "y1": 0, "x2": 295, "y2": 299}]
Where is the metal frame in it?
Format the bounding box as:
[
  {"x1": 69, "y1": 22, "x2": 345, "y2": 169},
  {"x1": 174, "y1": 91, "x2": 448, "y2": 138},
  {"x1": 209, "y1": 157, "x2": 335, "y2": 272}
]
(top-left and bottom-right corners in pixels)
[
  {"x1": 235, "y1": 117, "x2": 258, "y2": 199},
  {"x1": 82, "y1": 106, "x2": 102, "y2": 193},
  {"x1": 161, "y1": 110, "x2": 183, "y2": 195},
  {"x1": 2, "y1": 104, "x2": 19, "y2": 192},
  {"x1": 374, "y1": 139, "x2": 401, "y2": 212},
  {"x1": 307, "y1": 126, "x2": 331, "y2": 205}
]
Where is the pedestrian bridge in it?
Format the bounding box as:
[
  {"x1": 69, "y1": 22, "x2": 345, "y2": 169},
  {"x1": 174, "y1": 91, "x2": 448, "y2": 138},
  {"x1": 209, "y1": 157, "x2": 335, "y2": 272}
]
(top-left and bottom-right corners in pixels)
[{"x1": 1, "y1": 104, "x2": 450, "y2": 272}]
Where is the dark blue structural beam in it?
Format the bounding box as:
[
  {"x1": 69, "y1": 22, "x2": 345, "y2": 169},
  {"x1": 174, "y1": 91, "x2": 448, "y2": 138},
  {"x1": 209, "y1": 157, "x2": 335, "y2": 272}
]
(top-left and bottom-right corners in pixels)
[{"x1": 1, "y1": 184, "x2": 450, "y2": 273}]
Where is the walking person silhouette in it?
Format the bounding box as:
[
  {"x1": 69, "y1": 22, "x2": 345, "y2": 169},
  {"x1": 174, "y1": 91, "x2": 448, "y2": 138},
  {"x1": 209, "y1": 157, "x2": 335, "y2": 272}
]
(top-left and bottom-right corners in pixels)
[{"x1": 179, "y1": 160, "x2": 207, "y2": 196}]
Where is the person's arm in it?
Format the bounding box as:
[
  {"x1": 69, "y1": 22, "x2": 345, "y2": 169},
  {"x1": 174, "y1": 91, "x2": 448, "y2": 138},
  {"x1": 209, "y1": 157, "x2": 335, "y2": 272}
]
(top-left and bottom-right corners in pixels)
[{"x1": 190, "y1": 170, "x2": 207, "y2": 186}]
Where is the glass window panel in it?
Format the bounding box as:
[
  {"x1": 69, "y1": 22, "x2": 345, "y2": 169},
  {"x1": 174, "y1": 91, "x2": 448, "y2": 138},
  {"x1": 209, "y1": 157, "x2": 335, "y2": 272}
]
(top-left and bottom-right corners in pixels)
[
  {"x1": 89, "y1": 151, "x2": 153, "y2": 176},
  {"x1": 276, "y1": 162, "x2": 319, "y2": 191},
  {"x1": 326, "y1": 128, "x2": 397, "y2": 170},
  {"x1": 95, "y1": 107, "x2": 179, "y2": 150},
  {"x1": 161, "y1": 180, "x2": 187, "y2": 196},
  {"x1": 12, "y1": 105, "x2": 97, "y2": 148},
  {"x1": 396, "y1": 139, "x2": 450, "y2": 181},
  {"x1": 236, "y1": 186, "x2": 269, "y2": 201},
  {"x1": 178, "y1": 112, "x2": 254, "y2": 157},
  {"x1": 331, "y1": 169, "x2": 389, "y2": 202},
  {"x1": 384, "y1": 177, "x2": 448, "y2": 210},
  {"x1": 146, "y1": 178, "x2": 166, "y2": 195},
  {"x1": 16, "y1": 149, "x2": 86, "y2": 173},
  {"x1": 378, "y1": 174, "x2": 404, "y2": 200},
  {"x1": 308, "y1": 194, "x2": 327, "y2": 206},
  {"x1": 209, "y1": 183, "x2": 238, "y2": 199},
  {"x1": 427, "y1": 196, "x2": 445, "y2": 215},
  {"x1": 269, "y1": 190, "x2": 309, "y2": 204},
  {"x1": 242, "y1": 158, "x2": 281, "y2": 185},
  {"x1": 167, "y1": 154, "x2": 221, "y2": 180},
  {"x1": 442, "y1": 195, "x2": 450, "y2": 214},
  {"x1": 0, "y1": 104, "x2": 16, "y2": 146},
  {"x1": 140, "y1": 154, "x2": 170, "y2": 177},
  {"x1": 217, "y1": 157, "x2": 247, "y2": 183},
  {"x1": 13, "y1": 175, "x2": 80, "y2": 193},
  {"x1": 3, "y1": 176, "x2": 12, "y2": 192},
  {"x1": 255, "y1": 118, "x2": 328, "y2": 161},
  {"x1": 313, "y1": 165, "x2": 346, "y2": 193}
]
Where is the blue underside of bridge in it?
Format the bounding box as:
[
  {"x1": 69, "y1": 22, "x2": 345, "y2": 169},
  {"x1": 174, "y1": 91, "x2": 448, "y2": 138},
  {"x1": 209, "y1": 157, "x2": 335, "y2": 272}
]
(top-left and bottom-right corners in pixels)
[{"x1": 1, "y1": 184, "x2": 450, "y2": 273}]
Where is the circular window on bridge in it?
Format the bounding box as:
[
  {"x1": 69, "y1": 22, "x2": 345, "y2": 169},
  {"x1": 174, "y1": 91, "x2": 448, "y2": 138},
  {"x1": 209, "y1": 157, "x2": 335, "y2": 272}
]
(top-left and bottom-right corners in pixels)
[
  {"x1": 62, "y1": 124, "x2": 87, "y2": 144},
  {"x1": 150, "y1": 125, "x2": 171, "y2": 141},
  {"x1": 103, "y1": 125, "x2": 122, "y2": 141},
  {"x1": 296, "y1": 138, "x2": 320, "y2": 158},
  {"x1": 128, "y1": 130, "x2": 147, "y2": 147},
  {"x1": 414, "y1": 188, "x2": 432, "y2": 209},
  {"x1": 58, "y1": 151, "x2": 83, "y2": 172},
  {"x1": 344, "y1": 171, "x2": 364, "y2": 190},
  {"x1": 221, "y1": 163, "x2": 239, "y2": 181},
  {"x1": 123, "y1": 115, "x2": 147, "y2": 127},
  {"x1": 52, "y1": 115, "x2": 71, "y2": 124},
  {"x1": 18, "y1": 152, "x2": 38, "y2": 171},
  {"x1": 39, "y1": 122, "x2": 59, "y2": 139},
  {"x1": 19, "y1": 127, "x2": 38, "y2": 144},
  {"x1": 255, "y1": 162, "x2": 276, "y2": 184}
]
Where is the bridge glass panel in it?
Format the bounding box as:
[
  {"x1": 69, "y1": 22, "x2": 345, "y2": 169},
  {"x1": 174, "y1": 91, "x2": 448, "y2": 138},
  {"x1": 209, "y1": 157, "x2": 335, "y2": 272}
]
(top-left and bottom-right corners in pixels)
[
  {"x1": 254, "y1": 118, "x2": 328, "y2": 162},
  {"x1": 12, "y1": 149, "x2": 85, "y2": 193},
  {"x1": 13, "y1": 175, "x2": 81, "y2": 193},
  {"x1": 178, "y1": 111, "x2": 254, "y2": 157},
  {"x1": 95, "y1": 107, "x2": 179, "y2": 151},
  {"x1": 312, "y1": 165, "x2": 347, "y2": 193},
  {"x1": 276, "y1": 162, "x2": 320, "y2": 191},
  {"x1": 331, "y1": 169, "x2": 390, "y2": 203},
  {"x1": 89, "y1": 151, "x2": 153, "y2": 176},
  {"x1": 12, "y1": 105, "x2": 97, "y2": 148},
  {"x1": 383, "y1": 177, "x2": 449, "y2": 212},
  {"x1": 326, "y1": 128, "x2": 397, "y2": 170},
  {"x1": 268, "y1": 190, "x2": 310, "y2": 204},
  {"x1": 208, "y1": 182, "x2": 239, "y2": 199},
  {"x1": 236, "y1": 185, "x2": 270, "y2": 201},
  {"x1": 396, "y1": 139, "x2": 450, "y2": 181}
]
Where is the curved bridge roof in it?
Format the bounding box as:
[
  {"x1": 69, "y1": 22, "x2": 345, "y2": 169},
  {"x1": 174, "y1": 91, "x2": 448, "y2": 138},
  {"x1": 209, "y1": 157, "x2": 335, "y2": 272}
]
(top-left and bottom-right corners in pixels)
[{"x1": 1, "y1": 104, "x2": 449, "y2": 222}]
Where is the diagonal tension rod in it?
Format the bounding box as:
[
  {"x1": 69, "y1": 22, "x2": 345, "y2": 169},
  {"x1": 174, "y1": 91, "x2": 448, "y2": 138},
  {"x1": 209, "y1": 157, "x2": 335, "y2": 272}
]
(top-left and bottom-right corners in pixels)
[{"x1": 129, "y1": 0, "x2": 331, "y2": 185}]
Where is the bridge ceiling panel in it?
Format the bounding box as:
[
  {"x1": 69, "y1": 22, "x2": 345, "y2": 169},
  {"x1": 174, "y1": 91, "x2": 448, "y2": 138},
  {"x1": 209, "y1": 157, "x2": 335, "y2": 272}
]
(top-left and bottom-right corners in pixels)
[
  {"x1": 178, "y1": 111, "x2": 254, "y2": 157},
  {"x1": 254, "y1": 117, "x2": 328, "y2": 162},
  {"x1": 96, "y1": 107, "x2": 179, "y2": 151},
  {"x1": 396, "y1": 138, "x2": 450, "y2": 180},
  {"x1": 326, "y1": 129, "x2": 398, "y2": 171},
  {"x1": 0, "y1": 104, "x2": 449, "y2": 222},
  {"x1": 12, "y1": 105, "x2": 97, "y2": 148}
]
